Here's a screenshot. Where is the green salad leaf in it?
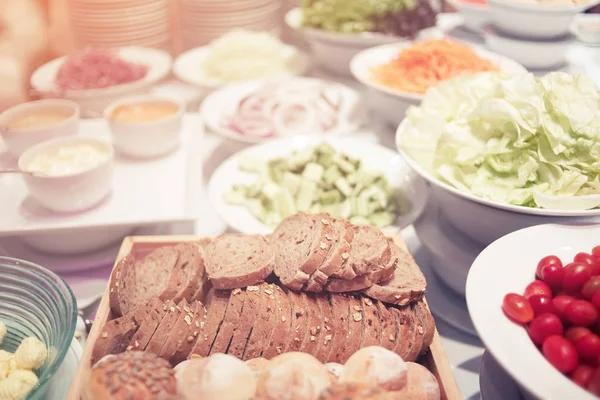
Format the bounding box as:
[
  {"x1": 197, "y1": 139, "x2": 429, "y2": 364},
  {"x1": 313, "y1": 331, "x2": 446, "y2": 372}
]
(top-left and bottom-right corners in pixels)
[{"x1": 399, "y1": 71, "x2": 600, "y2": 208}]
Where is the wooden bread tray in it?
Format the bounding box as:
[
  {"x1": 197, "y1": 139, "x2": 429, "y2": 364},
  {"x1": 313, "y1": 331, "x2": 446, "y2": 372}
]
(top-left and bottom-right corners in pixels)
[{"x1": 68, "y1": 234, "x2": 462, "y2": 400}]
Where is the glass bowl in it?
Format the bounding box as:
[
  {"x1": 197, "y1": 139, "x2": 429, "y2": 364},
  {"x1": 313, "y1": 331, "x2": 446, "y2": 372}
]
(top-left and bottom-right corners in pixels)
[{"x1": 0, "y1": 257, "x2": 77, "y2": 399}]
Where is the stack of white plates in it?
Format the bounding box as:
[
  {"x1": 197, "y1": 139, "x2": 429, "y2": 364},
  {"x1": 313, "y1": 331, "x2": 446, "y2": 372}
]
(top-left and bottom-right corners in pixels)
[
  {"x1": 179, "y1": 0, "x2": 283, "y2": 50},
  {"x1": 68, "y1": 0, "x2": 172, "y2": 52}
]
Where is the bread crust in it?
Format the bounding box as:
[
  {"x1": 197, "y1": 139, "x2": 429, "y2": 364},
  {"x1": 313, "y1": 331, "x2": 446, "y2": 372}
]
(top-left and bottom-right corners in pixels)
[
  {"x1": 262, "y1": 285, "x2": 293, "y2": 359},
  {"x1": 228, "y1": 286, "x2": 260, "y2": 359}
]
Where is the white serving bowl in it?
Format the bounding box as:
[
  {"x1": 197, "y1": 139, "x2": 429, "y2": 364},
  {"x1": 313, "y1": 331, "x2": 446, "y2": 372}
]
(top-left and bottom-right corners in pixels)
[
  {"x1": 18, "y1": 136, "x2": 114, "y2": 213},
  {"x1": 396, "y1": 120, "x2": 600, "y2": 246},
  {"x1": 0, "y1": 100, "x2": 80, "y2": 157},
  {"x1": 571, "y1": 13, "x2": 600, "y2": 45},
  {"x1": 447, "y1": 0, "x2": 489, "y2": 32},
  {"x1": 30, "y1": 47, "x2": 172, "y2": 118},
  {"x1": 467, "y1": 223, "x2": 600, "y2": 400},
  {"x1": 350, "y1": 41, "x2": 527, "y2": 127},
  {"x1": 487, "y1": 0, "x2": 597, "y2": 39},
  {"x1": 285, "y1": 7, "x2": 441, "y2": 77},
  {"x1": 105, "y1": 95, "x2": 184, "y2": 158},
  {"x1": 484, "y1": 25, "x2": 572, "y2": 70}
]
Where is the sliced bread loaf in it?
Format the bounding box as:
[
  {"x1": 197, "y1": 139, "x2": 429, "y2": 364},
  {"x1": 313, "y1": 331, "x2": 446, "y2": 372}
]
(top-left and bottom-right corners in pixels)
[
  {"x1": 92, "y1": 317, "x2": 137, "y2": 364},
  {"x1": 158, "y1": 300, "x2": 193, "y2": 362},
  {"x1": 344, "y1": 294, "x2": 363, "y2": 363},
  {"x1": 146, "y1": 300, "x2": 183, "y2": 355},
  {"x1": 314, "y1": 293, "x2": 335, "y2": 363},
  {"x1": 376, "y1": 300, "x2": 397, "y2": 351},
  {"x1": 391, "y1": 305, "x2": 416, "y2": 361},
  {"x1": 361, "y1": 296, "x2": 381, "y2": 349},
  {"x1": 298, "y1": 292, "x2": 322, "y2": 357},
  {"x1": 327, "y1": 293, "x2": 349, "y2": 363},
  {"x1": 406, "y1": 302, "x2": 425, "y2": 362},
  {"x1": 228, "y1": 286, "x2": 259, "y2": 359},
  {"x1": 171, "y1": 243, "x2": 205, "y2": 303},
  {"x1": 189, "y1": 289, "x2": 230, "y2": 358},
  {"x1": 262, "y1": 285, "x2": 293, "y2": 359},
  {"x1": 205, "y1": 234, "x2": 274, "y2": 290},
  {"x1": 210, "y1": 287, "x2": 246, "y2": 355},
  {"x1": 127, "y1": 298, "x2": 167, "y2": 352},
  {"x1": 272, "y1": 213, "x2": 334, "y2": 290},
  {"x1": 170, "y1": 301, "x2": 204, "y2": 365},
  {"x1": 283, "y1": 289, "x2": 308, "y2": 354},
  {"x1": 242, "y1": 284, "x2": 269, "y2": 360},
  {"x1": 332, "y1": 225, "x2": 391, "y2": 281}
]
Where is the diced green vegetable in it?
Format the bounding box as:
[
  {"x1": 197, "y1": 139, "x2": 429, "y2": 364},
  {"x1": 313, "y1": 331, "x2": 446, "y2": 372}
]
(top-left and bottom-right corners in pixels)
[
  {"x1": 239, "y1": 155, "x2": 266, "y2": 173},
  {"x1": 224, "y1": 143, "x2": 406, "y2": 229}
]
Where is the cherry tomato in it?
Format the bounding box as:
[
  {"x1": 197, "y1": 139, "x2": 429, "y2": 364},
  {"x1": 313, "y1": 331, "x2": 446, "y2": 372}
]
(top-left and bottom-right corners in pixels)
[
  {"x1": 528, "y1": 295, "x2": 556, "y2": 317},
  {"x1": 553, "y1": 295, "x2": 576, "y2": 320},
  {"x1": 566, "y1": 327, "x2": 593, "y2": 343},
  {"x1": 542, "y1": 335, "x2": 579, "y2": 373},
  {"x1": 571, "y1": 364, "x2": 595, "y2": 388},
  {"x1": 582, "y1": 276, "x2": 600, "y2": 299},
  {"x1": 565, "y1": 300, "x2": 599, "y2": 327},
  {"x1": 537, "y1": 255, "x2": 563, "y2": 278},
  {"x1": 523, "y1": 280, "x2": 552, "y2": 299},
  {"x1": 587, "y1": 367, "x2": 600, "y2": 395},
  {"x1": 528, "y1": 313, "x2": 564, "y2": 346},
  {"x1": 592, "y1": 246, "x2": 600, "y2": 262},
  {"x1": 538, "y1": 263, "x2": 564, "y2": 293},
  {"x1": 592, "y1": 291, "x2": 600, "y2": 310},
  {"x1": 563, "y1": 262, "x2": 593, "y2": 294},
  {"x1": 502, "y1": 293, "x2": 534, "y2": 324},
  {"x1": 575, "y1": 334, "x2": 600, "y2": 365},
  {"x1": 575, "y1": 253, "x2": 600, "y2": 276}
]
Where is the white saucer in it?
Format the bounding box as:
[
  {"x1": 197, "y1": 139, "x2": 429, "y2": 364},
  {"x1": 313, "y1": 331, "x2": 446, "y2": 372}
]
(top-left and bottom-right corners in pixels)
[
  {"x1": 480, "y1": 351, "x2": 525, "y2": 400},
  {"x1": 413, "y1": 244, "x2": 478, "y2": 337},
  {"x1": 44, "y1": 338, "x2": 82, "y2": 399},
  {"x1": 0, "y1": 224, "x2": 169, "y2": 273},
  {"x1": 414, "y1": 200, "x2": 484, "y2": 297}
]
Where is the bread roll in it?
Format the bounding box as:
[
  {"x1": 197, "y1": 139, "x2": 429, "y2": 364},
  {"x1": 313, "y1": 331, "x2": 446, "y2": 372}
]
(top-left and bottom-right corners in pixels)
[
  {"x1": 318, "y1": 383, "x2": 389, "y2": 400},
  {"x1": 246, "y1": 358, "x2": 271, "y2": 376},
  {"x1": 256, "y1": 352, "x2": 333, "y2": 400},
  {"x1": 390, "y1": 362, "x2": 440, "y2": 400},
  {"x1": 174, "y1": 354, "x2": 256, "y2": 400},
  {"x1": 85, "y1": 351, "x2": 177, "y2": 400},
  {"x1": 325, "y1": 363, "x2": 344, "y2": 380},
  {"x1": 340, "y1": 346, "x2": 407, "y2": 391}
]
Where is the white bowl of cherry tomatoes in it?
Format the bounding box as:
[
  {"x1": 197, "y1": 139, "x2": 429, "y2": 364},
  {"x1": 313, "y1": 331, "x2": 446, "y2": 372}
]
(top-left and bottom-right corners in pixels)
[{"x1": 467, "y1": 223, "x2": 600, "y2": 399}]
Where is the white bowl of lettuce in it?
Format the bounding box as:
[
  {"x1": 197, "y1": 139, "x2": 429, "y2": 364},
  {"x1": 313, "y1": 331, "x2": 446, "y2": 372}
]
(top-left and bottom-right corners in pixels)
[{"x1": 397, "y1": 71, "x2": 600, "y2": 246}]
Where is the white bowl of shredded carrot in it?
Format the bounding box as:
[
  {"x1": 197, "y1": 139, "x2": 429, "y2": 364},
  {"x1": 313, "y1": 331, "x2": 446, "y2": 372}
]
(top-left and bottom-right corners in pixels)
[{"x1": 349, "y1": 38, "x2": 527, "y2": 127}]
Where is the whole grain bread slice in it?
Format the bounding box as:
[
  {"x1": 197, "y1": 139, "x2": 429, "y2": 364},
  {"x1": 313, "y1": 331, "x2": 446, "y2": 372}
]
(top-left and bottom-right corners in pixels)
[
  {"x1": 283, "y1": 289, "x2": 308, "y2": 354},
  {"x1": 170, "y1": 301, "x2": 204, "y2": 365},
  {"x1": 376, "y1": 300, "x2": 397, "y2": 351},
  {"x1": 327, "y1": 293, "x2": 349, "y2": 363},
  {"x1": 242, "y1": 284, "x2": 268, "y2": 360},
  {"x1": 260, "y1": 284, "x2": 280, "y2": 358},
  {"x1": 262, "y1": 284, "x2": 293, "y2": 359},
  {"x1": 410, "y1": 301, "x2": 434, "y2": 360},
  {"x1": 146, "y1": 300, "x2": 182, "y2": 355},
  {"x1": 362, "y1": 246, "x2": 426, "y2": 306},
  {"x1": 172, "y1": 243, "x2": 205, "y2": 303},
  {"x1": 332, "y1": 225, "x2": 391, "y2": 280},
  {"x1": 158, "y1": 300, "x2": 193, "y2": 362},
  {"x1": 406, "y1": 302, "x2": 425, "y2": 362},
  {"x1": 360, "y1": 296, "x2": 381, "y2": 349},
  {"x1": 92, "y1": 317, "x2": 137, "y2": 364},
  {"x1": 299, "y1": 292, "x2": 322, "y2": 357},
  {"x1": 205, "y1": 235, "x2": 274, "y2": 290},
  {"x1": 210, "y1": 288, "x2": 246, "y2": 355},
  {"x1": 272, "y1": 213, "x2": 334, "y2": 290},
  {"x1": 228, "y1": 287, "x2": 259, "y2": 359},
  {"x1": 324, "y1": 263, "x2": 395, "y2": 292},
  {"x1": 419, "y1": 301, "x2": 435, "y2": 352},
  {"x1": 127, "y1": 298, "x2": 167, "y2": 352},
  {"x1": 314, "y1": 293, "x2": 335, "y2": 363},
  {"x1": 344, "y1": 294, "x2": 363, "y2": 363},
  {"x1": 189, "y1": 289, "x2": 230, "y2": 358},
  {"x1": 108, "y1": 255, "x2": 134, "y2": 317},
  {"x1": 391, "y1": 305, "x2": 415, "y2": 361}
]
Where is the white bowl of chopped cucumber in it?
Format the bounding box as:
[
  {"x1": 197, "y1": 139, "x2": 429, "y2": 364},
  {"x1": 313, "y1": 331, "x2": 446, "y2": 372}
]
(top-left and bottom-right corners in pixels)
[{"x1": 208, "y1": 137, "x2": 428, "y2": 234}]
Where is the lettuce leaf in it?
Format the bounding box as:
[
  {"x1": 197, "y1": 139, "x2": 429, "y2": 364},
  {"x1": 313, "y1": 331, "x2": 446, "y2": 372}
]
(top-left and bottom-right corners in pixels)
[{"x1": 400, "y1": 71, "x2": 600, "y2": 208}]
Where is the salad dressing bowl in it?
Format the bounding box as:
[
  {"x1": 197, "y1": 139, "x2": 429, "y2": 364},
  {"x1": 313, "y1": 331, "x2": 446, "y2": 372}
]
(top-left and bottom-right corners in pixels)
[{"x1": 466, "y1": 224, "x2": 600, "y2": 400}]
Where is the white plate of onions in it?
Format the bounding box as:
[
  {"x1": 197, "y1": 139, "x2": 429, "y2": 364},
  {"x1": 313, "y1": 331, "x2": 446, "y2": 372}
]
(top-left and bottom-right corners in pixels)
[{"x1": 200, "y1": 77, "x2": 366, "y2": 144}]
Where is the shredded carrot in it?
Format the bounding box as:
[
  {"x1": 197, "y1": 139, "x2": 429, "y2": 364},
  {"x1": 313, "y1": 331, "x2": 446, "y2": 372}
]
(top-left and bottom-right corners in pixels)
[{"x1": 371, "y1": 38, "x2": 498, "y2": 94}]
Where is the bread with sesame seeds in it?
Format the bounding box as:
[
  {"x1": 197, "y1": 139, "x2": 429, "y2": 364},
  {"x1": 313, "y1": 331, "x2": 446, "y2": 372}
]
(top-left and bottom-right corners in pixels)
[
  {"x1": 126, "y1": 298, "x2": 167, "y2": 353},
  {"x1": 362, "y1": 246, "x2": 427, "y2": 307},
  {"x1": 390, "y1": 305, "x2": 416, "y2": 361},
  {"x1": 376, "y1": 300, "x2": 397, "y2": 352},
  {"x1": 169, "y1": 301, "x2": 203, "y2": 366},
  {"x1": 91, "y1": 317, "x2": 138, "y2": 365},
  {"x1": 205, "y1": 235, "x2": 274, "y2": 290},
  {"x1": 299, "y1": 292, "x2": 322, "y2": 357},
  {"x1": 227, "y1": 286, "x2": 259, "y2": 359},
  {"x1": 282, "y1": 290, "x2": 309, "y2": 355},
  {"x1": 360, "y1": 296, "x2": 381, "y2": 349},
  {"x1": 158, "y1": 300, "x2": 196, "y2": 364},
  {"x1": 146, "y1": 300, "x2": 184, "y2": 356},
  {"x1": 272, "y1": 213, "x2": 335, "y2": 291},
  {"x1": 210, "y1": 287, "x2": 246, "y2": 355},
  {"x1": 326, "y1": 293, "x2": 349, "y2": 363},
  {"x1": 86, "y1": 351, "x2": 177, "y2": 400},
  {"x1": 189, "y1": 289, "x2": 230, "y2": 358},
  {"x1": 243, "y1": 283, "x2": 275, "y2": 360},
  {"x1": 344, "y1": 294, "x2": 363, "y2": 363},
  {"x1": 262, "y1": 284, "x2": 292, "y2": 360},
  {"x1": 314, "y1": 293, "x2": 335, "y2": 363}
]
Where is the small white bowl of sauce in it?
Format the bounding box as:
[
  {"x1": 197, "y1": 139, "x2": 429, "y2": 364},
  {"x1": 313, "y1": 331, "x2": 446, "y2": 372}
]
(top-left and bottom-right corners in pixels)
[
  {"x1": 0, "y1": 100, "x2": 80, "y2": 157},
  {"x1": 18, "y1": 136, "x2": 114, "y2": 213},
  {"x1": 105, "y1": 95, "x2": 184, "y2": 159}
]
